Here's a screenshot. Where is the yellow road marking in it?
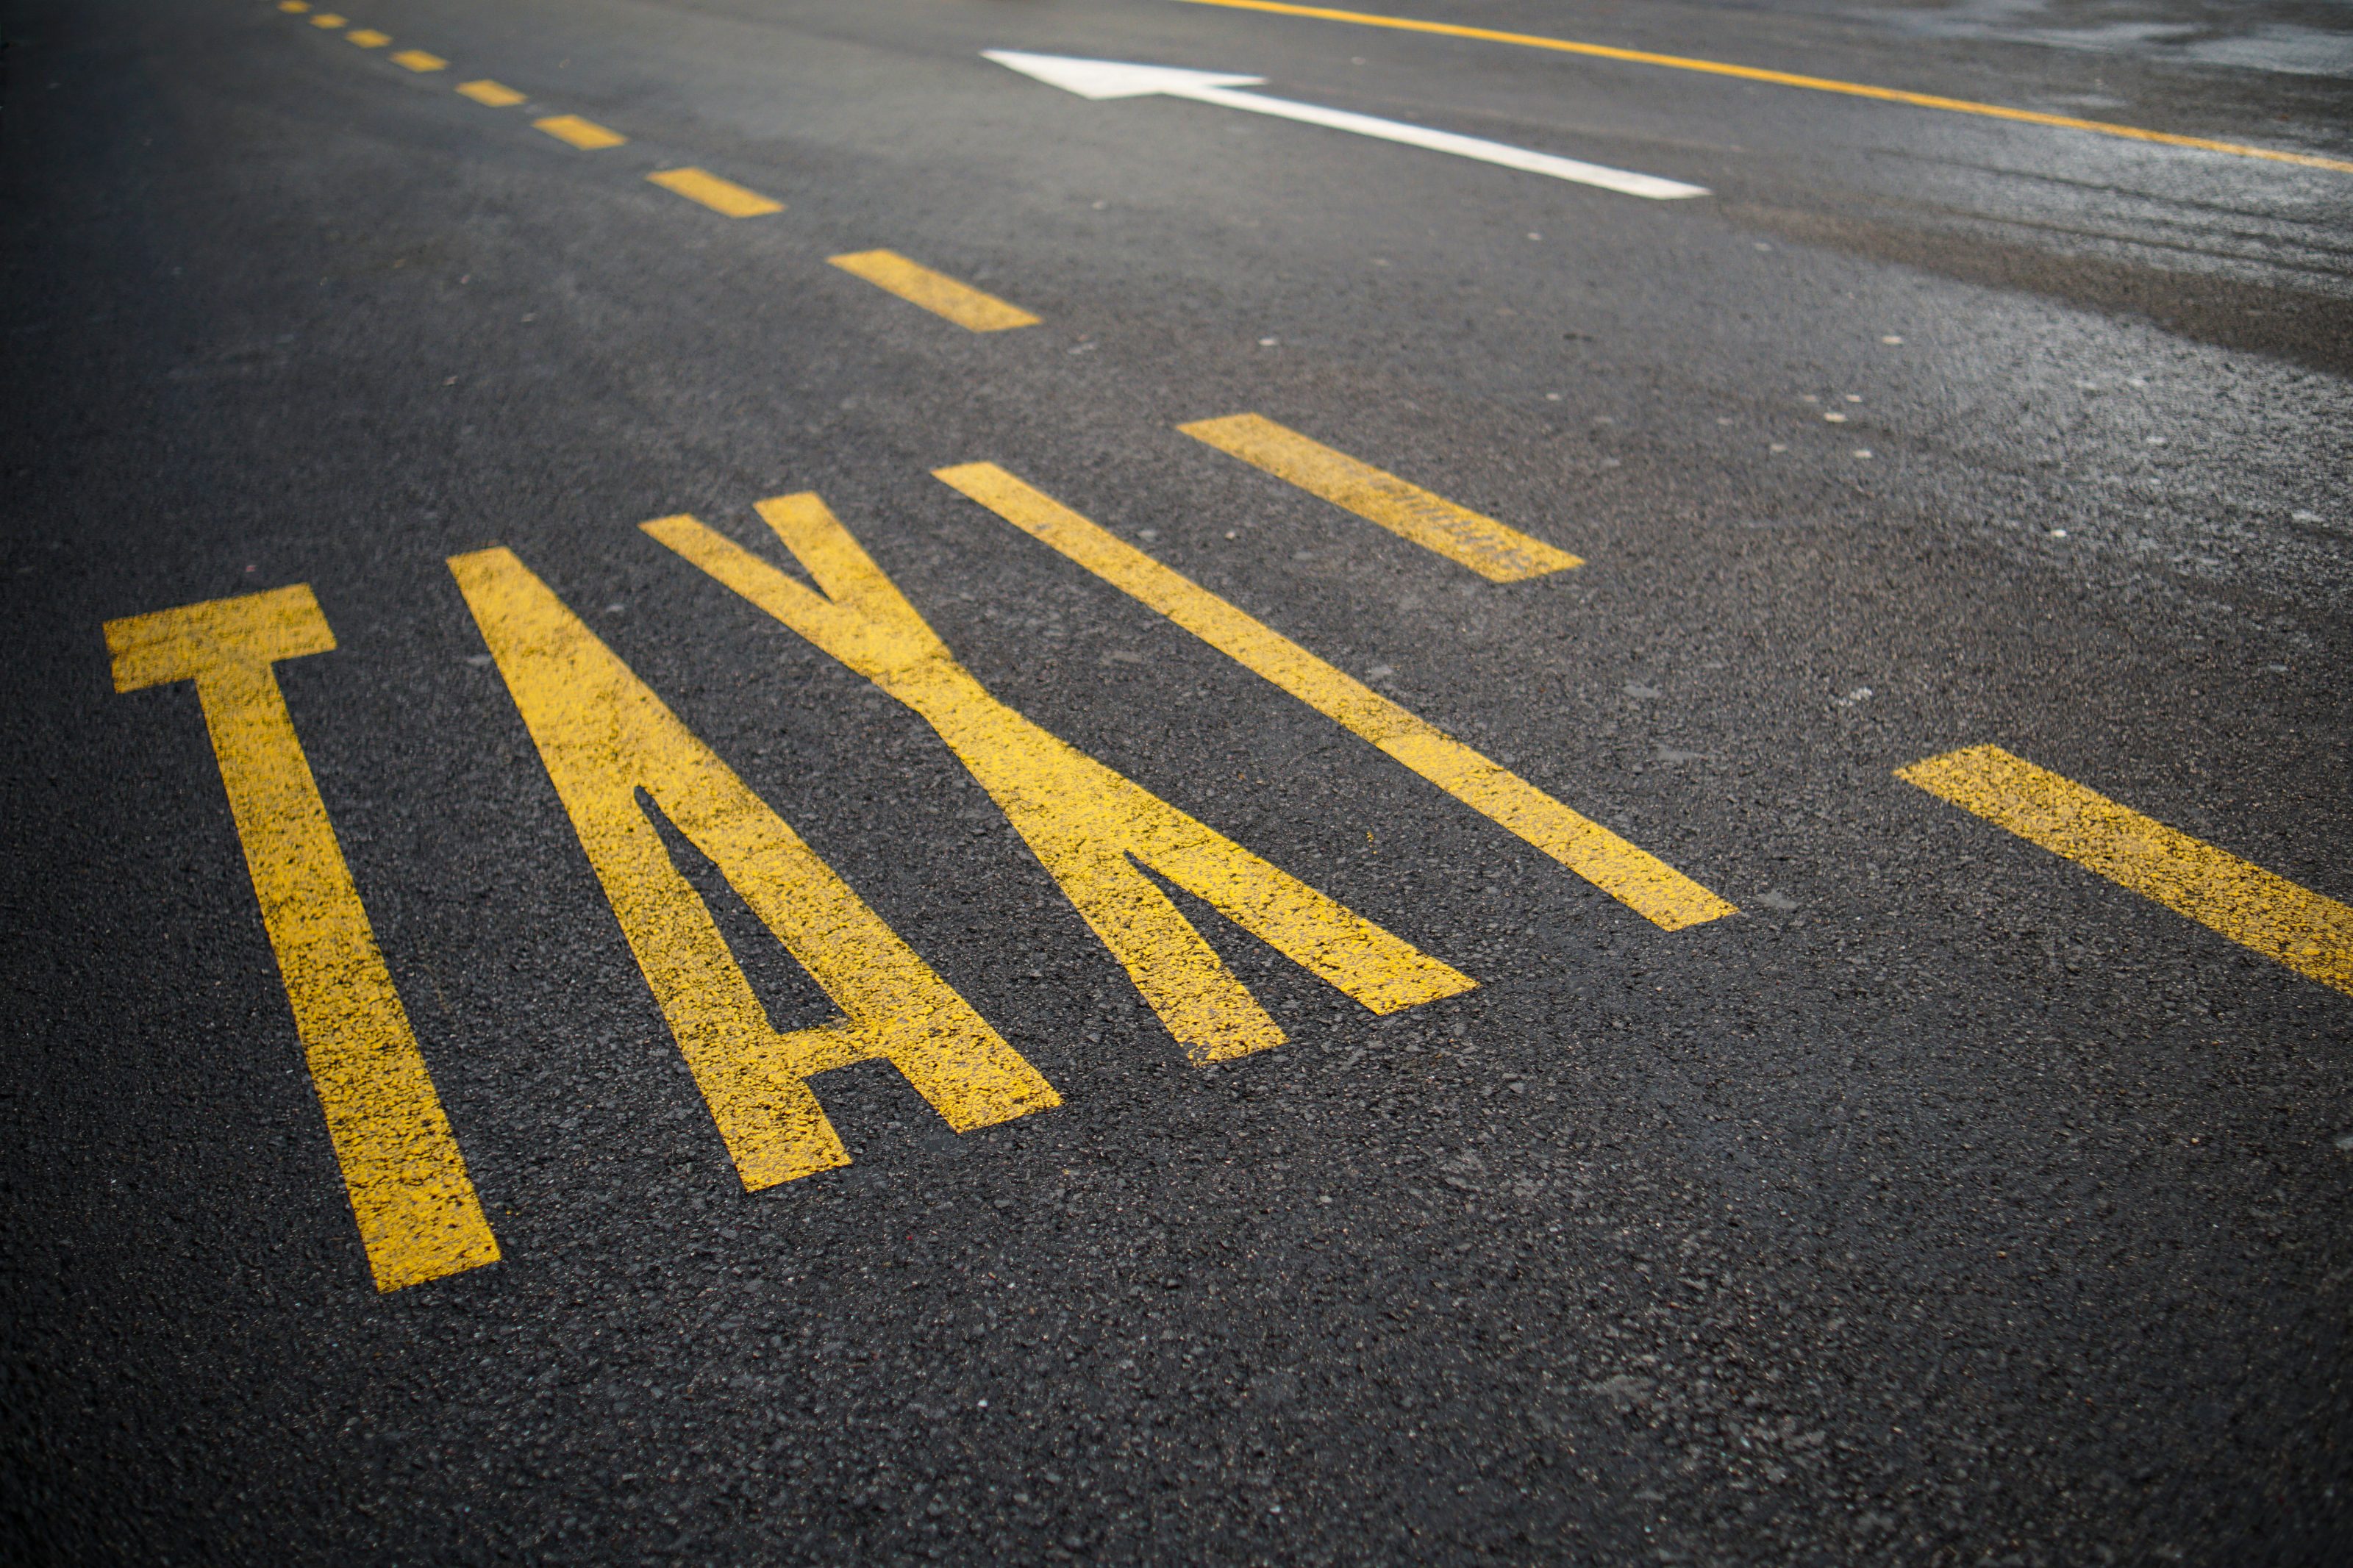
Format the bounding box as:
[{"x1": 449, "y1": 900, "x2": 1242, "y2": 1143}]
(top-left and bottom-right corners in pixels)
[
  {"x1": 828, "y1": 250, "x2": 1041, "y2": 332},
  {"x1": 647, "y1": 499, "x2": 1474, "y2": 1063},
  {"x1": 938, "y1": 464, "x2": 1735, "y2": 931},
  {"x1": 104, "y1": 587, "x2": 498, "y2": 1292},
  {"x1": 1174, "y1": 0, "x2": 2353, "y2": 176},
  {"x1": 534, "y1": 113, "x2": 627, "y2": 150},
  {"x1": 346, "y1": 28, "x2": 390, "y2": 48},
  {"x1": 1899, "y1": 745, "x2": 2353, "y2": 998},
  {"x1": 310, "y1": 12, "x2": 346, "y2": 27},
  {"x1": 457, "y1": 79, "x2": 527, "y2": 107},
  {"x1": 278, "y1": 2, "x2": 310, "y2": 12},
  {"x1": 450, "y1": 549, "x2": 1057, "y2": 1187},
  {"x1": 646, "y1": 167, "x2": 784, "y2": 218},
  {"x1": 390, "y1": 49, "x2": 446, "y2": 73},
  {"x1": 1179, "y1": 413, "x2": 1579, "y2": 582}
]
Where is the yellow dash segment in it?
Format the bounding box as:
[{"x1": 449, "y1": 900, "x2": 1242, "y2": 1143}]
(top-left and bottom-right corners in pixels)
[
  {"x1": 646, "y1": 166, "x2": 783, "y2": 217},
  {"x1": 1174, "y1": 0, "x2": 2353, "y2": 177},
  {"x1": 104, "y1": 587, "x2": 498, "y2": 1292},
  {"x1": 827, "y1": 251, "x2": 1040, "y2": 332},
  {"x1": 1180, "y1": 413, "x2": 1579, "y2": 582},
  {"x1": 534, "y1": 114, "x2": 627, "y2": 150},
  {"x1": 449, "y1": 549, "x2": 1057, "y2": 1187},
  {"x1": 938, "y1": 464, "x2": 1734, "y2": 931},
  {"x1": 456, "y1": 79, "x2": 527, "y2": 107},
  {"x1": 646, "y1": 501, "x2": 1474, "y2": 1064},
  {"x1": 346, "y1": 28, "x2": 390, "y2": 47},
  {"x1": 278, "y1": 2, "x2": 310, "y2": 13},
  {"x1": 1899, "y1": 745, "x2": 2353, "y2": 998},
  {"x1": 310, "y1": 12, "x2": 346, "y2": 27},
  {"x1": 390, "y1": 49, "x2": 446, "y2": 73}
]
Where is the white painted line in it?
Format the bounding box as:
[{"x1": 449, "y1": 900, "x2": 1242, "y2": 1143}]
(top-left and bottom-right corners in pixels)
[{"x1": 984, "y1": 49, "x2": 1707, "y2": 201}]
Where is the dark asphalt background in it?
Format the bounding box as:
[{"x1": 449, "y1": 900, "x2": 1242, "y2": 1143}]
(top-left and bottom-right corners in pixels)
[{"x1": 4, "y1": 0, "x2": 2349, "y2": 1561}]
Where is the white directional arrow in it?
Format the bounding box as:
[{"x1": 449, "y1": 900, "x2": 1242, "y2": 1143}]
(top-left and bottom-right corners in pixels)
[{"x1": 983, "y1": 49, "x2": 1708, "y2": 201}]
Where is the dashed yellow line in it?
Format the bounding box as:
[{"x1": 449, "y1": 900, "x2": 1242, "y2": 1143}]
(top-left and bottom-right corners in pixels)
[
  {"x1": 278, "y1": 1, "x2": 310, "y2": 12},
  {"x1": 648, "y1": 166, "x2": 784, "y2": 217},
  {"x1": 1180, "y1": 413, "x2": 1579, "y2": 582},
  {"x1": 457, "y1": 78, "x2": 528, "y2": 107},
  {"x1": 105, "y1": 587, "x2": 499, "y2": 1292},
  {"x1": 937, "y1": 463, "x2": 1735, "y2": 931},
  {"x1": 346, "y1": 27, "x2": 390, "y2": 48},
  {"x1": 829, "y1": 250, "x2": 1040, "y2": 332},
  {"x1": 534, "y1": 113, "x2": 628, "y2": 150},
  {"x1": 310, "y1": 12, "x2": 346, "y2": 28},
  {"x1": 1900, "y1": 745, "x2": 2353, "y2": 997},
  {"x1": 390, "y1": 49, "x2": 446, "y2": 74},
  {"x1": 1173, "y1": 0, "x2": 2353, "y2": 176}
]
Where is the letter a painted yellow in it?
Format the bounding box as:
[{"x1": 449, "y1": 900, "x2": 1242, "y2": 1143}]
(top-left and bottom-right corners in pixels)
[{"x1": 449, "y1": 549, "x2": 1058, "y2": 1190}]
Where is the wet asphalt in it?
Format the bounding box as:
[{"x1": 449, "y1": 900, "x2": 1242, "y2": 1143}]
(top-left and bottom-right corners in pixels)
[{"x1": 3, "y1": 0, "x2": 2350, "y2": 1561}]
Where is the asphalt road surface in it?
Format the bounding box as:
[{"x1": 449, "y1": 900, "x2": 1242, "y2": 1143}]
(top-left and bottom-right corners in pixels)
[{"x1": 4, "y1": 0, "x2": 2351, "y2": 1561}]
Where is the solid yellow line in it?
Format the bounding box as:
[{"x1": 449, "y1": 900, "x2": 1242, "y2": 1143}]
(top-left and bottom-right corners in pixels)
[
  {"x1": 647, "y1": 167, "x2": 784, "y2": 217},
  {"x1": 1899, "y1": 745, "x2": 2353, "y2": 997},
  {"x1": 935, "y1": 463, "x2": 1735, "y2": 931},
  {"x1": 457, "y1": 79, "x2": 528, "y2": 107},
  {"x1": 104, "y1": 587, "x2": 499, "y2": 1291},
  {"x1": 534, "y1": 113, "x2": 628, "y2": 151},
  {"x1": 1174, "y1": 0, "x2": 2353, "y2": 176},
  {"x1": 390, "y1": 49, "x2": 447, "y2": 74},
  {"x1": 1179, "y1": 413, "x2": 1579, "y2": 582},
  {"x1": 829, "y1": 251, "x2": 1040, "y2": 332},
  {"x1": 346, "y1": 28, "x2": 390, "y2": 48}
]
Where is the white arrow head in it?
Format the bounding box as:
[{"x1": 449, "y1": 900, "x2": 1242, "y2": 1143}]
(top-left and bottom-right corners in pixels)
[{"x1": 982, "y1": 50, "x2": 1264, "y2": 100}]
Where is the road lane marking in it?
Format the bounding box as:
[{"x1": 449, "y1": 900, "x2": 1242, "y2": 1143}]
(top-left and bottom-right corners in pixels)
[
  {"x1": 391, "y1": 49, "x2": 448, "y2": 74},
  {"x1": 1899, "y1": 745, "x2": 2353, "y2": 998},
  {"x1": 936, "y1": 464, "x2": 1735, "y2": 931},
  {"x1": 985, "y1": 50, "x2": 1707, "y2": 200},
  {"x1": 278, "y1": 2, "x2": 310, "y2": 12},
  {"x1": 828, "y1": 251, "x2": 1041, "y2": 332},
  {"x1": 346, "y1": 28, "x2": 390, "y2": 48},
  {"x1": 457, "y1": 79, "x2": 528, "y2": 107},
  {"x1": 450, "y1": 549, "x2": 1059, "y2": 1189},
  {"x1": 647, "y1": 499, "x2": 1474, "y2": 1063},
  {"x1": 646, "y1": 167, "x2": 784, "y2": 217},
  {"x1": 104, "y1": 587, "x2": 499, "y2": 1292},
  {"x1": 310, "y1": 13, "x2": 346, "y2": 27},
  {"x1": 1171, "y1": 0, "x2": 2353, "y2": 177},
  {"x1": 534, "y1": 113, "x2": 628, "y2": 151},
  {"x1": 1179, "y1": 413, "x2": 1579, "y2": 582}
]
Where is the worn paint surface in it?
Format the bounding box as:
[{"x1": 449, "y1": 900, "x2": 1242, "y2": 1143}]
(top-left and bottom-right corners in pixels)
[
  {"x1": 449, "y1": 548, "x2": 1059, "y2": 1189},
  {"x1": 1899, "y1": 745, "x2": 2353, "y2": 997},
  {"x1": 646, "y1": 498, "x2": 1474, "y2": 1064},
  {"x1": 105, "y1": 586, "x2": 499, "y2": 1291},
  {"x1": 937, "y1": 462, "x2": 1735, "y2": 932}
]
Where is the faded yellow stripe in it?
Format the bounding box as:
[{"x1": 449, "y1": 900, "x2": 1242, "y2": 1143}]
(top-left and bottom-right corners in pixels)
[
  {"x1": 534, "y1": 114, "x2": 626, "y2": 150},
  {"x1": 105, "y1": 587, "x2": 498, "y2": 1292},
  {"x1": 646, "y1": 167, "x2": 783, "y2": 217},
  {"x1": 450, "y1": 549, "x2": 1057, "y2": 1187},
  {"x1": 310, "y1": 13, "x2": 346, "y2": 27},
  {"x1": 829, "y1": 251, "x2": 1040, "y2": 332},
  {"x1": 278, "y1": 2, "x2": 310, "y2": 13},
  {"x1": 457, "y1": 79, "x2": 526, "y2": 107},
  {"x1": 646, "y1": 500, "x2": 1473, "y2": 1063},
  {"x1": 1175, "y1": 0, "x2": 2353, "y2": 176},
  {"x1": 935, "y1": 464, "x2": 1733, "y2": 931},
  {"x1": 1180, "y1": 413, "x2": 1579, "y2": 582},
  {"x1": 1899, "y1": 745, "x2": 2353, "y2": 997},
  {"x1": 390, "y1": 49, "x2": 447, "y2": 73},
  {"x1": 346, "y1": 28, "x2": 390, "y2": 47}
]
